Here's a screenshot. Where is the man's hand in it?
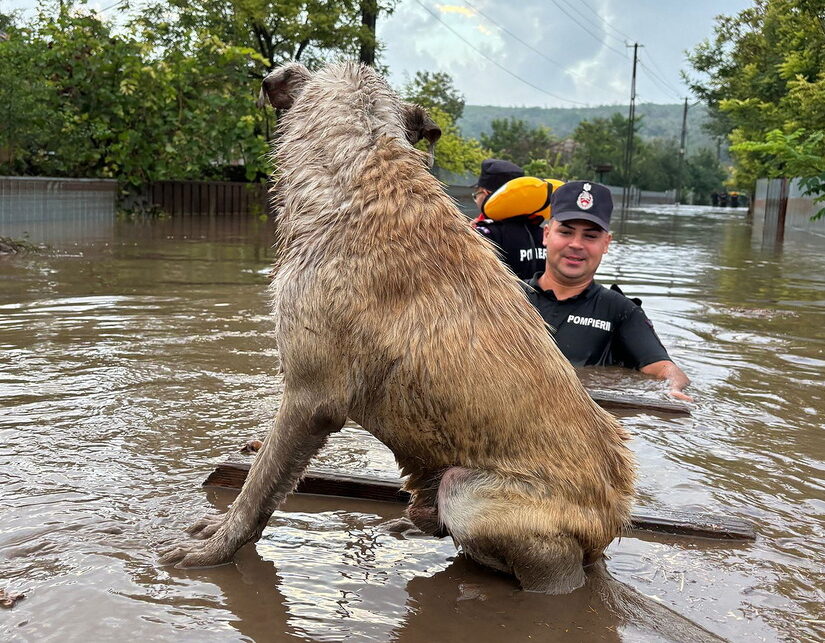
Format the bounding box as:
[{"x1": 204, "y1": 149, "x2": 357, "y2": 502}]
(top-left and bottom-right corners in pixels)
[
  {"x1": 640, "y1": 360, "x2": 694, "y2": 403},
  {"x1": 668, "y1": 389, "x2": 695, "y2": 403}
]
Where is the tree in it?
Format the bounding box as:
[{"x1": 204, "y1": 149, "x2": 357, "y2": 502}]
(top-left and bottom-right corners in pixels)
[
  {"x1": 401, "y1": 70, "x2": 465, "y2": 122},
  {"x1": 684, "y1": 148, "x2": 728, "y2": 204},
  {"x1": 522, "y1": 158, "x2": 572, "y2": 181},
  {"x1": 569, "y1": 113, "x2": 642, "y2": 185},
  {"x1": 136, "y1": 0, "x2": 397, "y2": 73},
  {"x1": 0, "y1": 19, "x2": 54, "y2": 173},
  {"x1": 633, "y1": 138, "x2": 681, "y2": 191},
  {"x1": 0, "y1": 3, "x2": 272, "y2": 184},
  {"x1": 685, "y1": 0, "x2": 825, "y2": 210},
  {"x1": 419, "y1": 107, "x2": 489, "y2": 176},
  {"x1": 480, "y1": 117, "x2": 558, "y2": 168}
]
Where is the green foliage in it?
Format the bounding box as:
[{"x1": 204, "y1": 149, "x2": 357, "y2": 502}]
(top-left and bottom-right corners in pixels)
[
  {"x1": 732, "y1": 128, "x2": 825, "y2": 218},
  {"x1": 569, "y1": 113, "x2": 641, "y2": 186},
  {"x1": 0, "y1": 22, "x2": 53, "y2": 172},
  {"x1": 633, "y1": 138, "x2": 681, "y2": 191},
  {"x1": 421, "y1": 107, "x2": 489, "y2": 176},
  {"x1": 479, "y1": 117, "x2": 559, "y2": 168},
  {"x1": 401, "y1": 70, "x2": 465, "y2": 122},
  {"x1": 567, "y1": 112, "x2": 727, "y2": 199},
  {"x1": 0, "y1": 3, "x2": 272, "y2": 183},
  {"x1": 459, "y1": 103, "x2": 720, "y2": 152},
  {"x1": 685, "y1": 148, "x2": 728, "y2": 204},
  {"x1": 400, "y1": 71, "x2": 487, "y2": 176},
  {"x1": 522, "y1": 159, "x2": 572, "y2": 181},
  {"x1": 135, "y1": 0, "x2": 397, "y2": 71},
  {"x1": 685, "y1": 0, "x2": 825, "y2": 211},
  {"x1": 0, "y1": 0, "x2": 399, "y2": 186}
]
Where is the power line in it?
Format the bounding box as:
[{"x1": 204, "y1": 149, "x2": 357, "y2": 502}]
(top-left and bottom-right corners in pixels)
[
  {"x1": 638, "y1": 65, "x2": 679, "y2": 98},
  {"x1": 556, "y1": 0, "x2": 686, "y2": 101},
  {"x1": 545, "y1": 0, "x2": 629, "y2": 61},
  {"x1": 461, "y1": 0, "x2": 566, "y2": 69},
  {"x1": 641, "y1": 55, "x2": 684, "y2": 97},
  {"x1": 461, "y1": 0, "x2": 627, "y2": 99},
  {"x1": 568, "y1": 0, "x2": 635, "y2": 44},
  {"x1": 96, "y1": 0, "x2": 128, "y2": 14},
  {"x1": 412, "y1": 0, "x2": 590, "y2": 106},
  {"x1": 638, "y1": 60, "x2": 683, "y2": 100}
]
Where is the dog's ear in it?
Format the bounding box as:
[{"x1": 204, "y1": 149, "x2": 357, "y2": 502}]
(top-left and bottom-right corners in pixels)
[
  {"x1": 402, "y1": 103, "x2": 442, "y2": 146},
  {"x1": 257, "y1": 63, "x2": 311, "y2": 110},
  {"x1": 402, "y1": 104, "x2": 442, "y2": 167}
]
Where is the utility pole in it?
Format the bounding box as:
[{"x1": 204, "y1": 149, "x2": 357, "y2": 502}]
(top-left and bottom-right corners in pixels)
[
  {"x1": 360, "y1": 1, "x2": 378, "y2": 66},
  {"x1": 621, "y1": 43, "x2": 641, "y2": 212},
  {"x1": 676, "y1": 97, "x2": 689, "y2": 204}
]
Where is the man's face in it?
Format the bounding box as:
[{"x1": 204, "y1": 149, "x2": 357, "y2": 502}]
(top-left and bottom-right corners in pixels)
[
  {"x1": 543, "y1": 219, "x2": 612, "y2": 284},
  {"x1": 473, "y1": 187, "x2": 491, "y2": 210}
]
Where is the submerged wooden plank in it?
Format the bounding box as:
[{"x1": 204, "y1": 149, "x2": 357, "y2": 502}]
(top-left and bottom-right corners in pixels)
[
  {"x1": 587, "y1": 390, "x2": 691, "y2": 415},
  {"x1": 627, "y1": 510, "x2": 757, "y2": 540},
  {"x1": 203, "y1": 462, "x2": 754, "y2": 541}
]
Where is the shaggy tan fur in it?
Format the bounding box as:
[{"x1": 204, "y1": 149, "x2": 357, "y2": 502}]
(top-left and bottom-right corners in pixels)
[{"x1": 160, "y1": 62, "x2": 635, "y2": 594}]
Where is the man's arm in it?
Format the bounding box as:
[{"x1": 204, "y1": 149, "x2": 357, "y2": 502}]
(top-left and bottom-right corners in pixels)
[
  {"x1": 613, "y1": 303, "x2": 694, "y2": 402},
  {"x1": 640, "y1": 360, "x2": 693, "y2": 402}
]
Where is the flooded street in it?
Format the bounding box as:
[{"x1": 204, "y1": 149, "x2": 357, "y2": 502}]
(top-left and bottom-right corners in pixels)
[{"x1": 1, "y1": 206, "x2": 823, "y2": 642}]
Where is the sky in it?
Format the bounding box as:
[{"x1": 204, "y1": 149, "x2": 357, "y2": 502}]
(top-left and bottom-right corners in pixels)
[
  {"x1": 3, "y1": 0, "x2": 754, "y2": 108},
  {"x1": 378, "y1": 0, "x2": 754, "y2": 107}
]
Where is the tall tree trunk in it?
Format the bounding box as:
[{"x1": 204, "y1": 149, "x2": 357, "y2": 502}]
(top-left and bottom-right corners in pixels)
[{"x1": 359, "y1": 1, "x2": 378, "y2": 66}]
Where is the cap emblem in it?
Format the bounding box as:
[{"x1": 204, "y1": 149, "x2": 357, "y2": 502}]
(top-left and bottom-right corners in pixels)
[{"x1": 576, "y1": 188, "x2": 594, "y2": 210}]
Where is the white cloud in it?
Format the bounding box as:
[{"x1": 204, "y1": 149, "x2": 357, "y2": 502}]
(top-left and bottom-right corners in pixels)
[{"x1": 379, "y1": 0, "x2": 753, "y2": 107}]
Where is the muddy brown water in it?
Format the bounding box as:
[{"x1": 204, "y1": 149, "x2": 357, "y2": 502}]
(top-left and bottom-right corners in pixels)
[{"x1": 1, "y1": 206, "x2": 823, "y2": 642}]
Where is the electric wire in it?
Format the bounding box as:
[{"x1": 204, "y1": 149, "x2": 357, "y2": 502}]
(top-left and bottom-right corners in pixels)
[
  {"x1": 639, "y1": 60, "x2": 683, "y2": 100},
  {"x1": 412, "y1": 0, "x2": 590, "y2": 106},
  {"x1": 461, "y1": 0, "x2": 627, "y2": 99},
  {"x1": 568, "y1": 0, "x2": 635, "y2": 44},
  {"x1": 642, "y1": 56, "x2": 684, "y2": 97},
  {"x1": 96, "y1": 0, "x2": 128, "y2": 14},
  {"x1": 545, "y1": 0, "x2": 629, "y2": 60},
  {"x1": 555, "y1": 0, "x2": 687, "y2": 101}
]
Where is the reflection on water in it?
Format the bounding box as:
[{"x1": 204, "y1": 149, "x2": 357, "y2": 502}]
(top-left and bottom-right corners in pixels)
[{"x1": 1, "y1": 207, "x2": 823, "y2": 642}]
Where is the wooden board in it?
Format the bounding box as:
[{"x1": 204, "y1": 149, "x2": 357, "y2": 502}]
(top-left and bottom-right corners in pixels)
[
  {"x1": 203, "y1": 462, "x2": 755, "y2": 541},
  {"x1": 587, "y1": 390, "x2": 691, "y2": 415}
]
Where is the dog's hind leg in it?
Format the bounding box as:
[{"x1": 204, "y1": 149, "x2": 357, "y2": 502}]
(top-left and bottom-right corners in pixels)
[
  {"x1": 509, "y1": 532, "x2": 586, "y2": 594},
  {"x1": 437, "y1": 466, "x2": 586, "y2": 594}
]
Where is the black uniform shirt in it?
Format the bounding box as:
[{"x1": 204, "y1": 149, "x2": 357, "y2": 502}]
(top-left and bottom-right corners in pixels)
[
  {"x1": 476, "y1": 215, "x2": 545, "y2": 279},
  {"x1": 522, "y1": 274, "x2": 671, "y2": 368}
]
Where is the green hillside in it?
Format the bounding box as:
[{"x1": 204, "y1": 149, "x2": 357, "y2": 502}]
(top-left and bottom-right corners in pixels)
[{"x1": 457, "y1": 103, "x2": 721, "y2": 154}]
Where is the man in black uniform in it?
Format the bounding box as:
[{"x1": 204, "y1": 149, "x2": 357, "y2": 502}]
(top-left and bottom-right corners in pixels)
[
  {"x1": 523, "y1": 180, "x2": 693, "y2": 401},
  {"x1": 471, "y1": 159, "x2": 546, "y2": 279}
]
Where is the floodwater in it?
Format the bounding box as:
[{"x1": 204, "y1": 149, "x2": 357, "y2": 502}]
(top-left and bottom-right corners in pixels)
[{"x1": 1, "y1": 206, "x2": 823, "y2": 642}]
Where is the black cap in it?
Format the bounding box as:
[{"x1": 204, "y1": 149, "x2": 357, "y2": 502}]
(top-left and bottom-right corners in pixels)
[
  {"x1": 550, "y1": 180, "x2": 613, "y2": 231},
  {"x1": 474, "y1": 158, "x2": 524, "y2": 192}
]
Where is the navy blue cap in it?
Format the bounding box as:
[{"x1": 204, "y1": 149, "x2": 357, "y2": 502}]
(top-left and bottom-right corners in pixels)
[
  {"x1": 550, "y1": 180, "x2": 613, "y2": 231},
  {"x1": 474, "y1": 159, "x2": 524, "y2": 192}
]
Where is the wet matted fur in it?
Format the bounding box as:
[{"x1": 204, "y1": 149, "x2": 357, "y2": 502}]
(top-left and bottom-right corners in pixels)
[{"x1": 160, "y1": 62, "x2": 635, "y2": 594}]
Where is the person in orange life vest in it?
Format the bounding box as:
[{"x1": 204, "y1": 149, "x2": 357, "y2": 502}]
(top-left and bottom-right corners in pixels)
[{"x1": 471, "y1": 159, "x2": 545, "y2": 279}]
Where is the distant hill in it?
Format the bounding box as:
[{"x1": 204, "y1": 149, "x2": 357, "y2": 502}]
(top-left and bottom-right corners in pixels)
[{"x1": 457, "y1": 103, "x2": 722, "y2": 154}]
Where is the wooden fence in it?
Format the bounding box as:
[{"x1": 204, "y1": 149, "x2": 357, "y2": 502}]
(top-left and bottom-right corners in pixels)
[{"x1": 136, "y1": 180, "x2": 272, "y2": 216}]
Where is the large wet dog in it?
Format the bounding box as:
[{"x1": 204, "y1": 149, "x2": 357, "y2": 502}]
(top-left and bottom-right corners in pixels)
[{"x1": 160, "y1": 62, "x2": 635, "y2": 594}]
